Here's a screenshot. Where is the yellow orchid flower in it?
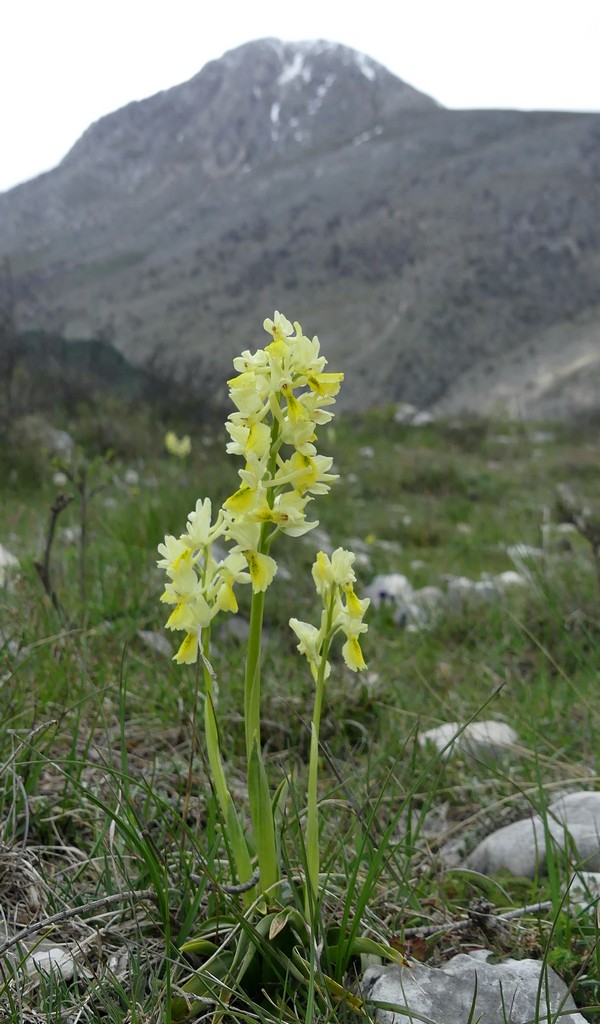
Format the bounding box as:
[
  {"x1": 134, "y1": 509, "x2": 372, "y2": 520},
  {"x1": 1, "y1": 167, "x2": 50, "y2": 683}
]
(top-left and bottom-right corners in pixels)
[
  {"x1": 165, "y1": 431, "x2": 192, "y2": 457},
  {"x1": 157, "y1": 535, "x2": 190, "y2": 570},
  {"x1": 342, "y1": 634, "x2": 367, "y2": 672},
  {"x1": 224, "y1": 484, "x2": 262, "y2": 516},
  {"x1": 307, "y1": 371, "x2": 345, "y2": 398},
  {"x1": 263, "y1": 310, "x2": 294, "y2": 341},
  {"x1": 343, "y1": 584, "x2": 370, "y2": 619},
  {"x1": 174, "y1": 631, "x2": 199, "y2": 665},
  {"x1": 280, "y1": 381, "x2": 308, "y2": 423},
  {"x1": 243, "y1": 550, "x2": 278, "y2": 592}
]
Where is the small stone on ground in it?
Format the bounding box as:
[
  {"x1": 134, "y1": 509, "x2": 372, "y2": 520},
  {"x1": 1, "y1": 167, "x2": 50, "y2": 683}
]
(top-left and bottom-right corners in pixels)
[
  {"x1": 362, "y1": 951, "x2": 588, "y2": 1024},
  {"x1": 466, "y1": 790, "x2": 600, "y2": 878},
  {"x1": 419, "y1": 720, "x2": 518, "y2": 760}
]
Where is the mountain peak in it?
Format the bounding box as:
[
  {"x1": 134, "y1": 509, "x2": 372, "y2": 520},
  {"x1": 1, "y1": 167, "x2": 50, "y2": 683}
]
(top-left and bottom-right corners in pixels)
[
  {"x1": 198, "y1": 37, "x2": 435, "y2": 156},
  {"x1": 0, "y1": 37, "x2": 437, "y2": 247},
  {"x1": 56, "y1": 37, "x2": 436, "y2": 187},
  {"x1": 216, "y1": 37, "x2": 411, "y2": 91}
]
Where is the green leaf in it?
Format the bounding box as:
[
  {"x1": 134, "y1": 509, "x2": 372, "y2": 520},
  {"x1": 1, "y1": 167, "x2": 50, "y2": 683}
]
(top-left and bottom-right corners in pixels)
[
  {"x1": 171, "y1": 951, "x2": 235, "y2": 1021},
  {"x1": 269, "y1": 909, "x2": 290, "y2": 941},
  {"x1": 179, "y1": 915, "x2": 238, "y2": 955},
  {"x1": 328, "y1": 935, "x2": 406, "y2": 963},
  {"x1": 177, "y1": 938, "x2": 219, "y2": 957},
  {"x1": 229, "y1": 912, "x2": 275, "y2": 981},
  {"x1": 225, "y1": 800, "x2": 255, "y2": 896},
  {"x1": 291, "y1": 948, "x2": 364, "y2": 1012},
  {"x1": 272, "y1": 774, "x2": 289, "y2": 865},
  {"x1": 248, "y1": 737, "x2": 280, "y2": 895}
]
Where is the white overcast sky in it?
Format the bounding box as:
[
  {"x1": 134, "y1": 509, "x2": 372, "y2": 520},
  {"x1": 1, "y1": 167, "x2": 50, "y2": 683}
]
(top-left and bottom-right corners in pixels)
[{"x1": 2, "y1": 0, "x2": 599, "y2": 193}]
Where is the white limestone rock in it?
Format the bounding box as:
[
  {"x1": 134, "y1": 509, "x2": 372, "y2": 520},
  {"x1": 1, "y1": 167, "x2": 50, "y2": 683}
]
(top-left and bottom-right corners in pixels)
[
  {"x1": 466, "y1": 802, "x2": 600, "y2": 878},
  {"x1": 411, "y1": 410, "x2": 434, "y2": 426},
  {"x1": 376, "y1": 539, "x2": 403, "y2": 555},
  {"x1": 393, "y1": 404, "x2": 434, "y2": 426},
  {"x1": 0, "y1": 629, "x2": 21, "y2": 659},
  {"x1": 0, "y1": 544, "x2": 19, "y2": 587},
  {"x1": 412, "y1": 585, "x2": 444, "y2": 613},
  {"x1": 567, "y1": 870, "x2": 600, "y2": 903},
  {"x1": 137, "y1": 630, "x2": 173, "y2": 657},
  {"x1": 507, "y1": 543, "x2": 544, "y2": 561},
  {"x1": 49, "y1": 428, "x2": 76, "y2": 457},
  {"x1": 472, "y1": 579, "x2": 499, "y2": 601},
  {"x1": 493, "y1": 569, "x2": 527, "y2": 589},
  {"x1": 393, "y1": 402, "x2": 418, "y2": 424},
  {"x1": 395, "y1": 586, "x2": 445, "y2": 631},
  {"x1": 26, "y1": 945, "x2": 77, "y2": 980},
  {"x1": 419, "y1": 720, "x2": 518, "y2": 761},
  {"x1": 466, "y1": 816, "x2": 559, "y2": 877},
  {"x1": 444, "y1": 575, "x2": 475, "y2": 608},
  {"x1": 557, "y1": 825, "x2": 600, "y2": 870},
  {"x1": 549, "y1": 790, "x2": 600, "y2": 830},
  {"x1": 445, "y1": 575, "x2": 499, "y2": 609},
  {"x1": 59, "y1": 524, "x2": 82, "y2": 544},
  {"x1": 362, "y1": 951, "x2": 588, "y2": 1024},
  {"x1": 123, "y1": 467, "x2": 140, "y2": 486},
  {"x1": 368, "y1": 565, "x2": 528, "y2": 628},
  {"x1": 397, "y1": 601, "x2": 428, "y2": 630},
  {"x1": 365, "y1": 573, "x2": 413, "y2": 610}
]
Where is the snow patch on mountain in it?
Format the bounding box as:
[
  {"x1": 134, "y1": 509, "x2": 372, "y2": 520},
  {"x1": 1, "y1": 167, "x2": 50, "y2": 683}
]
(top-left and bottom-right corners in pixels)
[
  {"x1": 355, "y1": 52, "x2": 377, "y2": 81},
  {"x1": 278, "y1": 51, "x2": 306, "y2": 86}
]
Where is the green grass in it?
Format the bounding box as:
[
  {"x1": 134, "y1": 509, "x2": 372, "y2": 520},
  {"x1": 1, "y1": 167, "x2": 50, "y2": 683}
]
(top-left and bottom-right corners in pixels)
[{"x1": 1, "y1": 408, "x2": 599, "y2": 1022}]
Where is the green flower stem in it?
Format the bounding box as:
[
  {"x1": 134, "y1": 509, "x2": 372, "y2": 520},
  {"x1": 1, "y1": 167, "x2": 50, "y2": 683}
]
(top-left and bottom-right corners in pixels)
[
  {"x1": 244, "y1": 527, "x2": 281, "y2": 897},
  {"x1": 305, "y1": 593, "x2": 335, "y2": 913},
  {"x1": 242, "y1": 413, "x2": 283, "y2": 898},
  {"x1": 244, "y1": 413, "x2": 280, "y2": 760},
  {"x1": 201, "y1": 629, "x2": 254, "y2": 896},
  {"x1": 244, "y1": 583, "x2": 265, "y2": 759},
  {"x1": 248, "y1": 736, "x2": 280, "y2": 895}
]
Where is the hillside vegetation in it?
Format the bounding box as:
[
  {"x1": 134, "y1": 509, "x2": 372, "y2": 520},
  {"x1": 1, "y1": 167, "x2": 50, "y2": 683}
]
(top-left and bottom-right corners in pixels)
[{"x1": 1, "y1": 356, "x2": 599, "y2": 1020}]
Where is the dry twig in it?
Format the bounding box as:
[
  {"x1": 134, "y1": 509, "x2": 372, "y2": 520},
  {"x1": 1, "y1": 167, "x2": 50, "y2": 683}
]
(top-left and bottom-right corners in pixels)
[
  {"x1": 33, "y1": 494, "x2": 73, "y2": 623},
  {"x1": 0, "y1": 888, "x2": 157, "y2": 960}
]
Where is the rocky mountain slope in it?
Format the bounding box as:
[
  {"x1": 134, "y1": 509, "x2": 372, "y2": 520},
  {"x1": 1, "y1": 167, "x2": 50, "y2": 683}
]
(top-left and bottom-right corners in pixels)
[{"x1": 1, "y1": 38, "x2": 599, "y2": 417}]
